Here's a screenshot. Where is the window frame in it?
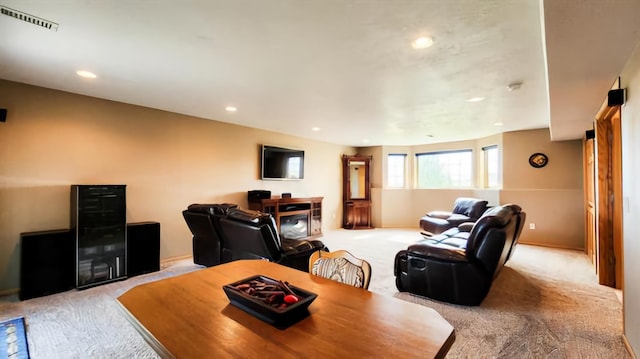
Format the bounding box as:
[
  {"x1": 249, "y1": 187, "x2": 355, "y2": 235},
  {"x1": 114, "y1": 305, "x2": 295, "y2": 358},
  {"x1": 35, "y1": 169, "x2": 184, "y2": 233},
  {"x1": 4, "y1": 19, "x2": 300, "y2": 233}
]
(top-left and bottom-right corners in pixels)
[
  {"x1": 386, "y1": 153, "x2": 407, "y2": 188},
  {"x1": 415, "y1": 149, "x2": 474, "y2": 189}
]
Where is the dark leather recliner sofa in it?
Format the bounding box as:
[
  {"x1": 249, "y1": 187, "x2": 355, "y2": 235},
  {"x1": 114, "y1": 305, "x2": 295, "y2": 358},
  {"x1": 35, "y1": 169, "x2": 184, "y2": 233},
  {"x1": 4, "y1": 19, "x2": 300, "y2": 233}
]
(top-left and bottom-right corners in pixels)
[
  {"x1": 419, "y1": 197, "x2": 489, "y2": 235},
  {"x1": 183, "y1": 203, "x2": 238, "y2": 267},
  {"x1": 218, "y1": 208, "x2": 328, "y2": 272},
  {"x1": 183, "y1": 204, "x2": 327, "y2": 272},
  {"x1": 395, "y1": 204, "x2": 525, "y2": 305}
]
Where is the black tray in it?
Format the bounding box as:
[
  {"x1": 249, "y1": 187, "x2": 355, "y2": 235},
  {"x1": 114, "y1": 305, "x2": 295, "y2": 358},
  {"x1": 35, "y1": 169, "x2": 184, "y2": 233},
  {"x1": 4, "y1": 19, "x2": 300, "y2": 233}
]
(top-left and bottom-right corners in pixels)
[{"x1": 222, "y1": 274, "x2": 317, "y2": 328}]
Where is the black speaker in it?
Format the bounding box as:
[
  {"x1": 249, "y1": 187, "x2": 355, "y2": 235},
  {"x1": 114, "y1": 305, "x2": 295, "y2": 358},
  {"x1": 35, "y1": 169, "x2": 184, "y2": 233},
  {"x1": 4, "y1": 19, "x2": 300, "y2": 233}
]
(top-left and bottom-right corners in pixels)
[
  {"x1": 0, "y1": 108, "x2": 6, "y2": 122},
  {"x1": 127, "y1": 222, "x2": 160, "y2": 277},
  {"x1": 248, "y1": 190, "x2": 271, "y2": 203},
  {"x1": 608, "y1": 89, "x2": 625, "y2": 106},
  {"x1": 586, "y1": 129, "x2": 595, "y2": 139},
  {"x1": 20, "y1": 229, "x2": 75, "y2": 300},
  {"x1": 281, "y1": 192, "x2": 292, "y2": 198}
]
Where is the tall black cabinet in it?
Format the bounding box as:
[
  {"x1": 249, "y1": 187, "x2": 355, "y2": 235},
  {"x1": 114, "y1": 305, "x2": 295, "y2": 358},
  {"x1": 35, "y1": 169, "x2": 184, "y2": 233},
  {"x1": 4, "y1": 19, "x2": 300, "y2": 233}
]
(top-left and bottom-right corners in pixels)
[{"x1": 71, "y1": 185, "x2": 127, "y2": 289}]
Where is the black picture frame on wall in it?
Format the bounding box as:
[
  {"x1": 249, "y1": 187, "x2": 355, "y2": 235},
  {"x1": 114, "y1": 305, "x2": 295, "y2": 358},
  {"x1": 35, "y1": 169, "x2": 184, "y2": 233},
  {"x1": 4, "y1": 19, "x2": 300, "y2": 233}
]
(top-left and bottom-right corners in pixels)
[{"x1": 528, "y1": 153, "x2": 549, "y2": 168}]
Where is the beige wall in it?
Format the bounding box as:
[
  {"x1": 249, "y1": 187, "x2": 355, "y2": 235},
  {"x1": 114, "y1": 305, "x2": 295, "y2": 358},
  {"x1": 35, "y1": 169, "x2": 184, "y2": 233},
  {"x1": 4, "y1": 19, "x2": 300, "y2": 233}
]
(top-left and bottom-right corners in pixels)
[
  {"x1": 502, "y1": 129, "x2": 583, "y2": 190},
  {"x1": 621, "y1": 41, "x2": 640, "y2": 357},
  {"x1": 501, "y1": 129, "x2": 584, "y2": 249},
  {"x1": 361, "y1": 129, "x2": 584, "y2": 249},
  {"x1": 0, "y1": 80, "x2": 352, "y2": 292}
]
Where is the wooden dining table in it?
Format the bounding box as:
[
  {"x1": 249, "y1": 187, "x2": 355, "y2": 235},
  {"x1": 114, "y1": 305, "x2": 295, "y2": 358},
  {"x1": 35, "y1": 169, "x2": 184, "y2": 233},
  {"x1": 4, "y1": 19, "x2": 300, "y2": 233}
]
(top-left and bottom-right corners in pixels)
[{"x1": 117, "y1": 260, "x2": 455, "y2": 358}]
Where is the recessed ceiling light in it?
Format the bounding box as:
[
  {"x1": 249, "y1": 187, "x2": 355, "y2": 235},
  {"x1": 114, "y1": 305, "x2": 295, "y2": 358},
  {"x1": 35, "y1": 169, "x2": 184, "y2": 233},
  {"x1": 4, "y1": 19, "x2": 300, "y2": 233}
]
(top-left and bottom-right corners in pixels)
[
  {"x1": 362, "y1": 139, "x2": 370, "y2": 143},
  {"x1": 311, "y1": 127, "x2": 320, "y2": 132},
  {"x1": 225, "y1": 106, "x2": 237, "y2": 112},
  {"x1": 494, "y1": 122, "x2": 504, "y2": 126},
  {"x1": 467, "y1": 97, "x2": 485, "y2": 103},
  {"x1": 412, "y1": 36, "x2": 434, "y2": 49},
  {"x1": 76, "y1": 70, "x2": 97, "y2": 79}
]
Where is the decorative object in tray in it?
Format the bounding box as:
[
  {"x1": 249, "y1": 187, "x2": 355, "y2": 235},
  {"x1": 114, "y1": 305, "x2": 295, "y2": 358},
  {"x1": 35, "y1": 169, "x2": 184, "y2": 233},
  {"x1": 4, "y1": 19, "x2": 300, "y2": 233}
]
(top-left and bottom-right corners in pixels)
[{"x1": 222, "y1": 275, "x2": 318, "y2": 328}]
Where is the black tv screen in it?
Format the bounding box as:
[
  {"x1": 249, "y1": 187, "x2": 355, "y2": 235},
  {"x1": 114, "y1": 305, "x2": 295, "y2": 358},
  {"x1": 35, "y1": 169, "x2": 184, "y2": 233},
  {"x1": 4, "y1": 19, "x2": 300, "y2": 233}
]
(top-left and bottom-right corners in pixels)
[{"x1": 261, "y1": 145, "x2": 304, "y2": 180}]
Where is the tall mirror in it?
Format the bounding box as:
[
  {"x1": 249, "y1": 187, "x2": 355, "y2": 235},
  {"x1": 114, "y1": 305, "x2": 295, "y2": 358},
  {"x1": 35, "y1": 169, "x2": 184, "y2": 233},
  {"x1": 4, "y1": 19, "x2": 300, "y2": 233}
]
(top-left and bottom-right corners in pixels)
[
  {"x1": 342, "y1": 155, "x2": 372, "y2": 229},
  {"x1": 348, "y1": 160, "x2": 367, "y2": 199}
]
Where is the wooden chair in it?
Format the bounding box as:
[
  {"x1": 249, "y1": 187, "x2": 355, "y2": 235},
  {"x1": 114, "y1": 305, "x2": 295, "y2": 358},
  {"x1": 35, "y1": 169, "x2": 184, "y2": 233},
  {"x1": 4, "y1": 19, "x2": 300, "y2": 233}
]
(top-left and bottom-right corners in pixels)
[{"x1": 308, "y1": 250, "x2": 372, "y2": 289}]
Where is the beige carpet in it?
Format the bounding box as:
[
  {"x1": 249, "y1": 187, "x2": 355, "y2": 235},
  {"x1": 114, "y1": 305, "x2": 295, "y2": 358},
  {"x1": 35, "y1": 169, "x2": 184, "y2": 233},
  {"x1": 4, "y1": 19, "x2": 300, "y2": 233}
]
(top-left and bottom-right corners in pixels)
[
  {"x1": 306, "y1": 229, "x2": 628, "y2": 358},
  {"x1": 394, "y1": 247, "x2": 628, "y2": 358},
  {"x1": 0, "y1": 260, "x2": 201, "y2": 358},
  {"x1": 0, "y1": 228, "x2": 628, "y2": 358}
]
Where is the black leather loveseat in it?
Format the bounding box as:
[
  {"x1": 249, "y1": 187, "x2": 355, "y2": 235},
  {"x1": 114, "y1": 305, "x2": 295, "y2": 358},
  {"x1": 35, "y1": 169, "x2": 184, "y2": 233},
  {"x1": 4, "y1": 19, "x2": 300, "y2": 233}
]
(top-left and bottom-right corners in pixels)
[
  {"x1": 183, "y1": 204, "x2": 327, "y2": 272},
  {"x1": 396, "y1": 204, "x2": 525, "y2": 305},
  {"x1": 419, "y1": 197, "x2": 489, "y2": 235}
]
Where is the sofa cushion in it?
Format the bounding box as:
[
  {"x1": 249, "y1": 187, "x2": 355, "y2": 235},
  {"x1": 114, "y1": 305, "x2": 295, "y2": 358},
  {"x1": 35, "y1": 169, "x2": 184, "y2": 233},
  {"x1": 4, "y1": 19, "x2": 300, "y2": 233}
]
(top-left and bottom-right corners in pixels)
[
  {"x1": 408, "y1": 229, "x2": 471, "y2": 262},
  {"x1": 452, "y1": 198, "x2": 488, "y2": 218},
  {"x1": 452, "y1": 198, "x2": 474, "y2": 215},
  {"x1": 468, "y1": 200, "x2": 489, "y2": 219}
]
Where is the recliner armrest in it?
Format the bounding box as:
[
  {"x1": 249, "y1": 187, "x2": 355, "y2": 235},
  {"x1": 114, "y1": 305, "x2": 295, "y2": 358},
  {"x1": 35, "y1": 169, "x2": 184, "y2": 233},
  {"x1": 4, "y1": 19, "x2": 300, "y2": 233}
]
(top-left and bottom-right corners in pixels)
[
  {"x1": 458, "y1": 222, "x2": 475, "y2": 232},
  {"x1": 426, "y1": 211, "x2": 453, "y2": 219},
  {"x1": 280, "y1": 238, "x2": 325, "y2": 254},
  {"x1": 406, "y1": 242, "x2": 468, "y2": 262}
]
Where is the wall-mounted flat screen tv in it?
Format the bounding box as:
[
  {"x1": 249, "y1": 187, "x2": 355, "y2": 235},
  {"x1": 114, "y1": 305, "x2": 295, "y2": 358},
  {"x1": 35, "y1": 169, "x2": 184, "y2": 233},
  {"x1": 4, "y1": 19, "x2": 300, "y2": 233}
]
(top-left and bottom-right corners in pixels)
[{"x1": 261, "y1": 145, "x2": 305, "y2": 180}]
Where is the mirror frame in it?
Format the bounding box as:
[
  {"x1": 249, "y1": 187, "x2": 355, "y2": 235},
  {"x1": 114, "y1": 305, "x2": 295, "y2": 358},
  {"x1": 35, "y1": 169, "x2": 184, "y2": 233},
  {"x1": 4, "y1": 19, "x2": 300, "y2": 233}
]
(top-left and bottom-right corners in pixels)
[{"x1": 342, "y1": 155, "x2": 372, "y2": 201}]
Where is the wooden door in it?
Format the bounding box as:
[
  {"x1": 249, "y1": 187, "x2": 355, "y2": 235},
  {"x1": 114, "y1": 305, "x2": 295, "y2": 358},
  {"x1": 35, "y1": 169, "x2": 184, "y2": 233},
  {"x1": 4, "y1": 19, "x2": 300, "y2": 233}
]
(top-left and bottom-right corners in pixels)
[{"x1": 594, "y1": 106, "x2": 623, "y2": 288}]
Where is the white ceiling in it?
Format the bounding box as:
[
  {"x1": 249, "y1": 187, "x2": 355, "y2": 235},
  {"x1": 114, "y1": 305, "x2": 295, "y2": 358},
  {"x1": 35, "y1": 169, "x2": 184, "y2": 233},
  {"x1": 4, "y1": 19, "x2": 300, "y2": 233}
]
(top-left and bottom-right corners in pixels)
[{"x1": 1, "y1": 1, "x2": 639, "y2": 147}]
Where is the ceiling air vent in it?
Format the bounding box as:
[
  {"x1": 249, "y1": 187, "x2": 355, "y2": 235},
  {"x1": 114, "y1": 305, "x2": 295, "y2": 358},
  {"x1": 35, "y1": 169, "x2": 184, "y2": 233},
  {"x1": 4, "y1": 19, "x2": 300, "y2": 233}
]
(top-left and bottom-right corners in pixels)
[{"x1": 0, "y1": 5, "x2": 58, "y2": 32}]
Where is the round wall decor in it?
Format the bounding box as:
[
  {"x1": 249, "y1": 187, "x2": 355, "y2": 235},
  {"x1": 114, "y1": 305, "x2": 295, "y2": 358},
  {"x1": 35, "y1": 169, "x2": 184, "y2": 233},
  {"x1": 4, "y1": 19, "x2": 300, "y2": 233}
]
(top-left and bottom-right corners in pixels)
[{"x1": 528, "y1": 153, "x2": 548, "y2": 168}]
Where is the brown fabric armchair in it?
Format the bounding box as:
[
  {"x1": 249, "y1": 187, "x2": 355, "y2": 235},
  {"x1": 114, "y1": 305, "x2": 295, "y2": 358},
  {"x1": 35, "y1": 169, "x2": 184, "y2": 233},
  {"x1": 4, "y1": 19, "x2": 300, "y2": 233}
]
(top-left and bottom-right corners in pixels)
[{"x1": 419, "y1": 197, "x2": 489, "y2": 235}]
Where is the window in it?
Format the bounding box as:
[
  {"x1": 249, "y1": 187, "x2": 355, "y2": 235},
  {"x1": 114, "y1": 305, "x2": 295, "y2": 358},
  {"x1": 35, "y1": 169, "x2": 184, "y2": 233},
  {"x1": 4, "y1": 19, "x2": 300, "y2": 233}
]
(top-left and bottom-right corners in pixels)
[
  {"x1": 416, "y1": 150, "x2": 472, "y2": 188},
  {"x1": 387, "y1": 154, "x2": 406, "y2": 188},
  {"x1": 483, "y1": 145, "x2": 499, "y2": 188}
]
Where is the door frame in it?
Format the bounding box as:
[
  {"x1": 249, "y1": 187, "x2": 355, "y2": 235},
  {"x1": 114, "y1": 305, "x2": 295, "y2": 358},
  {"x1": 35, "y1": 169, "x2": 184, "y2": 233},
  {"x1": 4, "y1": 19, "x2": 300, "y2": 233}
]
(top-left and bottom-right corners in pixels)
[{"x1": 593, "y1": 98, "x2": 624, "y2": 288}]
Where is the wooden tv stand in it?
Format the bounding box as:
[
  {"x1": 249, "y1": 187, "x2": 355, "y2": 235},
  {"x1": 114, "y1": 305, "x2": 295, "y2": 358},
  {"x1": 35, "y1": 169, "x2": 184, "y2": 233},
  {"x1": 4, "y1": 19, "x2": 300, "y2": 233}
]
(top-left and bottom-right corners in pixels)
[{"x1": 248, "y1": 197, "x2": 322, "y2": 240}]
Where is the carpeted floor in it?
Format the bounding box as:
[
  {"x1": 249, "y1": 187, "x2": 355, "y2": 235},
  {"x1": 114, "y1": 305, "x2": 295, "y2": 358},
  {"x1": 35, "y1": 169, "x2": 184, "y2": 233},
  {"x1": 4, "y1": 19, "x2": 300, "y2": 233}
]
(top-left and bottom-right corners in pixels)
[
  {"x1": 0, "y1": 228, "x2": 628, "y2": 358},
  {"x1": 395, "y1": 253, "x2": 628, "y2": 358},
  {"x1": 0, "y1": 260, "x2": 201, "y2": 358},
  {"x1": 322, "y1": 229, "x2": 629, "y2": 358}
]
